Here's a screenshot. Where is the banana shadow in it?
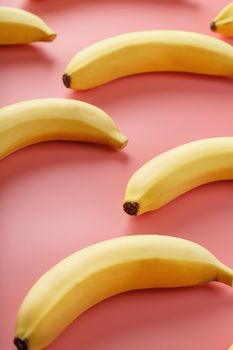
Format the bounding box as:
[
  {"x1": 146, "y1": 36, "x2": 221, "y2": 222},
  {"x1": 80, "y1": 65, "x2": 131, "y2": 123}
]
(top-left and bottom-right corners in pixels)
[
  {"x1": 22, "y1": 0, "x2": 199, "y2": 15},
  {"x1": 122, "y1": 181, "x2": 233, "y2": 244},
  {"x1": 0, "y1": 141, "x2": 129, "y2": 193},
  {"x1": 0, "y1": 45, "x2": 56, "y2": 106},
  {"x1": 45, "y1": 284, "x2": 232, "y2": 350},
  {"x1": 66, "y1": 73, "x2": 233, "y2": 113},
  {"x1": 219, "y1": 36, "x2": 233, "y2": 45},
  {"x1": 0, "y1": 44, "x2": 54, "y2": 66}
]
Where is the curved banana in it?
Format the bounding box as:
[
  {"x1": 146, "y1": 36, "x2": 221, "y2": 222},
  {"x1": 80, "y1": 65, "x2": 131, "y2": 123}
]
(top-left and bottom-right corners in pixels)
[
  {"x1": 123, "y1": 137, "x2": 233, "y2": 216},
  {"x1": 0, "y1": 7, "x2": 56, "y2": 45},
  {"x1": 211, "y1": 2, "x2": 233, "y2": 37},
  {"x1": 63, "y1": 30, "x2": 233, "y2": 90},
  {"x1": 14, "y1": 235, "x2": 233, "y2": 350},
  {"x1": 0, "y1": 98, "x2": 128, "y2": 159}
]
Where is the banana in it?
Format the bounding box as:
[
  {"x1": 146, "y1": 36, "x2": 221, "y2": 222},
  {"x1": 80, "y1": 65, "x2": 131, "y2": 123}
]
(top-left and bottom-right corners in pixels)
[
  {"x1": 0, "y1": 98, "x2": 128, "y2": 159},
  {"x1": 211, "y1": 2, "x2": 233, "y2": 37},
  {"x1": 14, "y1": 235, "x2": 233, "y2": 350},
  {"x1": 63, "y1": 30, "x2": 233, "y2": 90},
  {"x1": 0, "y1": 7, "x2": 56, "y2": 45},
  {"x1": 229, "y1": 345, "x2": 233, "y2": 350},
  {"x1": 123, "y1": 137, "x2": 233, "y2": 216}
]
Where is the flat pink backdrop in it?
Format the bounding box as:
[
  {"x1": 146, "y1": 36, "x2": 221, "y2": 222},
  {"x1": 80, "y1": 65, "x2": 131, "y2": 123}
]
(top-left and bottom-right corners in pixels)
[{"x1": 0, "y1": 0, "x2": 233, "y2": 349}]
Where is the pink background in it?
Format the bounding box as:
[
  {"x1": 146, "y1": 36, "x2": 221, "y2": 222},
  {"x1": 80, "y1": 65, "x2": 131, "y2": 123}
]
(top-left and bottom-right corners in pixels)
[{"x1": 0, "y1": 0, "x2": 233, "y2": 349}]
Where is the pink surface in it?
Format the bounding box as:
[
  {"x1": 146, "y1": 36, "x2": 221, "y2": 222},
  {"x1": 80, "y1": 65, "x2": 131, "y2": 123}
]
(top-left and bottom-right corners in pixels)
[{"x1": 0, "y1": 0, "x2": 233, "y2": 349}]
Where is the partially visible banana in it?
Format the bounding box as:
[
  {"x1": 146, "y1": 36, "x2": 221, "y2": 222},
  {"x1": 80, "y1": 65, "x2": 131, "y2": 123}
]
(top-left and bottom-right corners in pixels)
[
  {"x1": 0, "y1": 7, "x2": 56, "y2": 45},
  {"x1": 14, "y1": 235, "x2": 233, "y2": 350},
  {"x1": 211, "y1": 2, "x2": 233, "y2": 37},
  {"x1": 228, "y1": 345, "x2": 233, "y2": 350},
  {"x1": 123, "y1": 137, "x2": 233, "y2": 216},
  {"x1": 62, "y1": 30, "x2": 233, "y2": 90},
  {"x1": 0, "y1": 98, "x2": 128, "y2": 159}
]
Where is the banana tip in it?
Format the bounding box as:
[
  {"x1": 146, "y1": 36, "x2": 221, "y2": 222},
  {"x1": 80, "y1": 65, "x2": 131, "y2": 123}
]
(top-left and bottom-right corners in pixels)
[
  {"x1": 14, "y1": 337, "x2": 28, "y2": 350},
  {"x1": 113, "y1": 133, "x2": 128, "y2": 149},
  {"x1": 63, "y1": 73, "x2": 71, "y2": 88},
  {"x1": 47, "y1": 32, "x2": 57, "y2": 42},
  {"x1": 123, "y1": 202, "x2": 139, "y2": 216},
  {"x1": 210, "y1": 21, "x2": 217, "y2": 32},
  {"x1": 120, "y1": 138, "x2": 128, "y2": 149}
]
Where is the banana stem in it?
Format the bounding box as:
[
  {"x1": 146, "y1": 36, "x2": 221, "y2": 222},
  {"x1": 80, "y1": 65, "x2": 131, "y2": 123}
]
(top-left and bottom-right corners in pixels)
[{"x1": 109, "y1": 131, "x2": 128, "y2": 149}]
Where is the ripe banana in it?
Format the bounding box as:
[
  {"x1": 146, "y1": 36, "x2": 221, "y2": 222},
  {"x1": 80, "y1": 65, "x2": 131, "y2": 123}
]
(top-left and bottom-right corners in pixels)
[
  {"x1": 62, "y1": 30, "x2": 233, "y2": 90},
  {"x1": 123, "y1": 137, "x2": 233, "y2": 216},
  {"x1": 0, "y1": 98, "x2": 128, "y2": 159},
  {"x1": 211, "y1": 2, "x2": 233, "y2": 37},
  {"x1": 14, "y1": 235, "x2": 233, "y2": 350},
  {"x1": 0, "y1": 7, "x2": 56, "y2": 45},
  {"x1": 229, "y1": 345, "x2": 233, "y2": 350}
]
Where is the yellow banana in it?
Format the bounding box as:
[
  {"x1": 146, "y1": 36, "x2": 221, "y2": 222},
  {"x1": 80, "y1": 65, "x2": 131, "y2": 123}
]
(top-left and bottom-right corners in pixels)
[
  {"x1": 0, "y1": 7, "x2": 56, "y2": 45},
  {"x1": 228, "y1": 345, "x2": 233, "y2": 350},
  {"x1": 211, "y1": 2, "x2": 233, "y2": 37},
  {"x1": 0, "y1": 98, "x2": 128, "y2": 159},
  {"x1": 14, "y1": 235, "x2": 233, "y2": 350},
  {"x1": 63, "y1": 30, "x2": 233, "y2": 90},
  {"x1": 123, "y1": 137, "x2": 233, "y2": 216}
]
